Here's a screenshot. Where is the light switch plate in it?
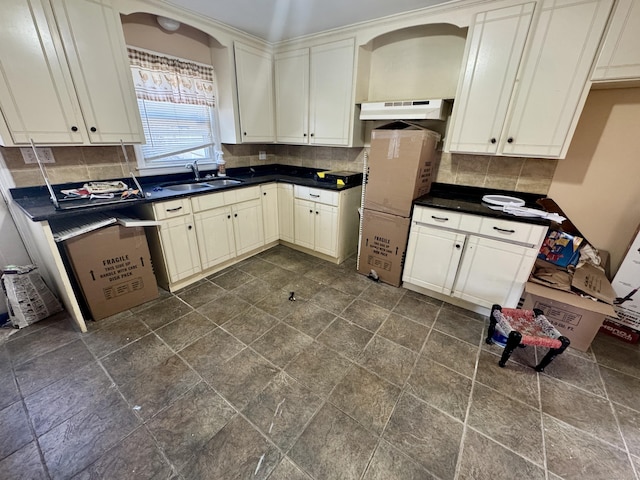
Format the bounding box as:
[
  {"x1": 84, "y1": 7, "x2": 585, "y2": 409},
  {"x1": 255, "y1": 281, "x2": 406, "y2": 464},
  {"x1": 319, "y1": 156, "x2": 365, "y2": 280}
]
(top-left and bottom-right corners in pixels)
[
  {"x1": 259, "y1": 151, "x2": 266, "y2": 160},
  {"x1": 21, "y1": 147, "x2": 55, "y2": 164}
]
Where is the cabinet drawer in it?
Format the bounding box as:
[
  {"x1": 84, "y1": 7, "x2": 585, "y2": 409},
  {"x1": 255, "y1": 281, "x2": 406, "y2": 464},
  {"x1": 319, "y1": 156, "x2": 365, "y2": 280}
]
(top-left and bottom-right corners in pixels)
[
  {"x1": 412, "y1": 206, "x2": 463, "y2": 230},
  {"x1": 191, "y1": 191, "x2": 225, "y2": 213},
  {"x1": 223, "y1": 185, "x2": 260, "y2": 205},
  {"x1": 294, "y1": 185, "x2": 338, "y2": 206},
  {"x1": 153, "y1": 198, "x2": 191, "y2": 220},
  {"x1": 479, "y1": 217, "x2": 546, "y2": 246}
]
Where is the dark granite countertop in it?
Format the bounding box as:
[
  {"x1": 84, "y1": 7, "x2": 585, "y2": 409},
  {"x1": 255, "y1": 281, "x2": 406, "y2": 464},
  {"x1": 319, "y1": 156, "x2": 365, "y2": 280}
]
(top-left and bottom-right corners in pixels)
[
  {"x1": 414, "y1": 183, "x2": 552, "y2": 226},
  {"x1": 10, "y1": 164, "x2": 363, "y2": 222}
]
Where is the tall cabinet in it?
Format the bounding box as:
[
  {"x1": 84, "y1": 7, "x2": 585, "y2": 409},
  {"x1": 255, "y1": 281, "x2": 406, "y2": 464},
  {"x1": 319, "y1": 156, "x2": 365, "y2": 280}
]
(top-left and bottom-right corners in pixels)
[
  {"x1": 447, "y1": 0, "x2": 613, "y2": 158},
  {"x1": 0, "y1": 0, "x2": 142, "y2": 146}
]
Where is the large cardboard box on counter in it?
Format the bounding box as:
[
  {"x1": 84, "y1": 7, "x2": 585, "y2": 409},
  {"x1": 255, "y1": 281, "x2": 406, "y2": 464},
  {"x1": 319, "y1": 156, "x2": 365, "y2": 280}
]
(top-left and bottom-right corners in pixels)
[
  {"x1": 364, "y1": 122, "x2": 440, "y2": 217},
  {"x1": 357, "y1": 209, "x2": 411, "y2": 287},
  {"x1": 64, "y1": 225, "x2": 158, "y2": 320}
]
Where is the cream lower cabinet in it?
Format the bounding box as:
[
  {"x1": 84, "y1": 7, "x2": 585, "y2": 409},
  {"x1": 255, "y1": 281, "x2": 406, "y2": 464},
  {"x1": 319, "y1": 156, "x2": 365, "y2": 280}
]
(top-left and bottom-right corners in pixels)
[
  {"x1": 403, "y1": 206, "x2": 547, "y2": 310},
  {"x1": 261, "y1": 183, "x2": 279, "y2": 244},
  {"x1": 193, "y1": 205, "x2": 235, "y2": 271},
  {"x1": 278, "y1": 184, "x2": 295, "y2": 243},
  {"x1": 231, "y1": 198, "x2": 265, "y2": 255}
]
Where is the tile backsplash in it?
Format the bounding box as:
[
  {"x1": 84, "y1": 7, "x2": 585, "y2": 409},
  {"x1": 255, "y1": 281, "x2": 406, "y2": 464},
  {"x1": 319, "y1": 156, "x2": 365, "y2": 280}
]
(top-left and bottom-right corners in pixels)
[{"x1": 2, "y1": 144, "x2": 557, "y2": 196}]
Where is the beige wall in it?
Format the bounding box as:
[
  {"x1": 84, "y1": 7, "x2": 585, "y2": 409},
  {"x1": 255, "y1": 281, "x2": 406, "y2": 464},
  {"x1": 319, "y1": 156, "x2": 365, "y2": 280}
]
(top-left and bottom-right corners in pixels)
[{"x1": 548, "y1": 87, "x2": 640, "y2": 276}]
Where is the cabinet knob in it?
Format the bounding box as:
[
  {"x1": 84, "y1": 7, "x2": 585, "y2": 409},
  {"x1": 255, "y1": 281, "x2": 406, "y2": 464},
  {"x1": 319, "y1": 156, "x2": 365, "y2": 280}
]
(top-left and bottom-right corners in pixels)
[
  {"x1": 188, "y1": 225, "x2": 192, "y2": 230},
  {"x1": 303, "y1": 133, "x2": 307, "y2": 137},
  {"x1": 455, "y1": 244, "x2": 461, "y2": 249},
  {"x1": 263, "y1": 192, "x2": 267, "y2": 196},
  {"x1": 90, "y1": 127, "x2": 97, "y2": 132},
  {"x1": 490, "y1": 138, "x2": 496, "y2": 144},
  {"x1": 227, "y1": 215, "x2": 231, "y2": 219},
  {"x1": 310, "y1": 133, "x2": 314, "y2": 137},
  {"x1": 315, "y1": 211, "x2": 319, "y2": 215},
  {"x1": 309, "y1": 209, "x2": 313, "y2": 213},
  {"x1": 234, "y1": 213, "x2": 238, "y2": 217},
  {"x1": 71, "y1": 126, "x2": 78, "y2": 132},
  {"x1": 507, "y1": 137, "x2": 514, "y2": 143},
  {"x1": 243, "y1": 132, "x2": 247, "y2": 136}
]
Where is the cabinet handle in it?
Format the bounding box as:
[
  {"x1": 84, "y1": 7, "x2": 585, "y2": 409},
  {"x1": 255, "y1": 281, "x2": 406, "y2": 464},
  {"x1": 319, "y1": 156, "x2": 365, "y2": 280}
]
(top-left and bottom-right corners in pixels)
[
  {"x1": 507, "y1": 137, "x2": 514, "y2": 143},
  {"x1": 493, "y1": 226, "x2": 515, "y2": 233},
  {"x1": 90, "y1": 127, "x2": 97, "y2": 132},
  {"x1": 166, "y1": 206, "x2": 182, "y2": 212},
  {"x1": 316, "y1": 211, "x2": 319, "y2": 215},
  {"x1": 310, "y1": 194, "x2": 320, "y2": 198},
  {"x1": 431, "y1": 215, "x2": 449, "y2": 222},
  {"x1": 490, "y1": 138, "x2": 496, "y2": 144},
  {"x1": 455, "y1": 244, "x2": 461, "y2": 249},
  {"x1": 188, "y1": 225, "x2": 192, "y2": 230},
  {"x1": 71, "y1": 126, "x2": 78, "y2": 132}
]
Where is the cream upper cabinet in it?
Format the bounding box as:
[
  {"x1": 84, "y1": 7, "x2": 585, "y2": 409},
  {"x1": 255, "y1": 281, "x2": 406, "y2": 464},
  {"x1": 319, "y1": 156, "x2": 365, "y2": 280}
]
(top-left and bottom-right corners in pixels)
[
  {"x1": 275, "y1": 38, "x2": 356, "y2": 146},
  {"x1": 0, "y1": 0, "x2": 143, "y2": 146},
  {"x1": 592, "y1": 0, "x2": 640, "y2": 81},
  {"x1": 234, "y1": 42, "x2": 276, "y2": 143},
  {"x1": 448, "y1": 0, "x2": 613, "y2": 159}
]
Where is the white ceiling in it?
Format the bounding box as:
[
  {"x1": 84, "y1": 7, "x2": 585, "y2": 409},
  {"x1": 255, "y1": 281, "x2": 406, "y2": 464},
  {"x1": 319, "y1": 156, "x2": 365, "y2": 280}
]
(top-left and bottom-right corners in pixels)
[{"x1": 163, "y1": 0, "x2": 453, "y2": 42}]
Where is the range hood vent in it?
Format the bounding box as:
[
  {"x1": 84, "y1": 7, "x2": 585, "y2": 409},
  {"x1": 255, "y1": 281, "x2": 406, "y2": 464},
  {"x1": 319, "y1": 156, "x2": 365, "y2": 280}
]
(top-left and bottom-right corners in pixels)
[{"x1": 360, "y1": 99, "x2": 447, "y2": 121}]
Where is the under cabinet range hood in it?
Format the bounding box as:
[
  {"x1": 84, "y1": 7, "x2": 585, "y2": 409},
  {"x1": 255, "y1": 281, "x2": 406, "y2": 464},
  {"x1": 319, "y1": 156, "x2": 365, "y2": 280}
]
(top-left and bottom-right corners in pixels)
[{"x1": 359, "y1": 99, "x2": 448, "y2": 121}]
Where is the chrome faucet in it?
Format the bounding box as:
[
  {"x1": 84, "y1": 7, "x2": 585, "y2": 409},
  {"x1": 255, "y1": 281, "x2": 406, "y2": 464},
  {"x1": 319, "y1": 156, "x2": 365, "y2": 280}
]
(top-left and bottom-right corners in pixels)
[{"x1": 186, "y1": 160, "x2": 200, "y2": 181}]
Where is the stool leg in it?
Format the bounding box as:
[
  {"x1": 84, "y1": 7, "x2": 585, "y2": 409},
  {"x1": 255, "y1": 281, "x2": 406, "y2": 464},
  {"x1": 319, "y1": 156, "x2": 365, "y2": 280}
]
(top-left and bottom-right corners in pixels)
[
  {"x1": 535, "y1": 336, "x2": 571, "y2": 372},
  {"x1": 486, "y1": 304, "x2": 502, "y2": 344},
  {"x1": 499, "y1": 331, "x2": 522, "y2": 368}
]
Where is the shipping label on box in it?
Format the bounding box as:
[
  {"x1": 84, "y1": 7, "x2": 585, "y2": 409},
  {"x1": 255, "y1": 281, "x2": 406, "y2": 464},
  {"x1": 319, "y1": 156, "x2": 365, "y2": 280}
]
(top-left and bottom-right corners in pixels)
[{"x1": 358, "y1": 209, "x2": 411, "y2": 287}]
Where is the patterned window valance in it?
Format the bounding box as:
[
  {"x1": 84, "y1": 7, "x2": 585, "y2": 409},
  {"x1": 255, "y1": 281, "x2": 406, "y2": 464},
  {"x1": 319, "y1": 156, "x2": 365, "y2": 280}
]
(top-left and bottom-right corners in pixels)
[{"x1": 127, "y1": 47, "x2": 216, "y2": 107}]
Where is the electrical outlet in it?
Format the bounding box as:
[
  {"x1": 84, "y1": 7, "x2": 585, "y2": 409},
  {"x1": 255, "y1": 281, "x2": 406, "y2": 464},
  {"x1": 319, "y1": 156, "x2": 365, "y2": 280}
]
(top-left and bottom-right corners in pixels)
[
  {"x1": 259, "y1": 151, "x2": 267, "y2": 160},
  {"x1": 21, "y1": 147, "x2": 55, "y2": 164}
]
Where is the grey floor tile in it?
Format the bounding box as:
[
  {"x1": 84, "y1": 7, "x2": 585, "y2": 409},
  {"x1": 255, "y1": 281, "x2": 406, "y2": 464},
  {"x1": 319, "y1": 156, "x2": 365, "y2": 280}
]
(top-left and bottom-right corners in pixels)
[
  {"x1": 7, "y1": 317, "x2": 79, "y2": 366},
  {"x1": 329, "y1": 365, "x2": 400, "y2": 435},
  {"x1": 155, "y1": 311, "x2": 216, "y2": 352},
  {"x1": 179, "y1": 328, "x2": 245, "y2": 376},
  {"x1": 361, "y1": 282, "x2": 405, "y2": 310},
  {"x1": 311, "y1": 286, "x2": 356, "y2": 315},
  {"x1": 82, "y1": 315, "x2": 150, "y2": 358},
  {"x1": 72, "y1": 427, "x2": 172, "y2": 479},
  {"x1": 136, "y1": 296, "x2": 193, "y2": 330},
  {"x1": 243, "y1": 372, "x2": 323, "y2": 449},
  {"x1": 403, "y1": 288, "x2": 443, "y2": 307},
  {"x1": 475, "y1": 350, "x2": 540, "y2": 408},
  {"x1": 599, "y1": 365, "x2": 640, "y2": 411},
  {"x1": 196, "y1": 292, "x2": 252, "y2": 325},
  {"x1": 384, "y1": 393, "x2": 463, "y2": 480},
  {"x1": 255, "y1": 291, "x2": 300, "y2": 319},
  {"x1": 39, "y1": 390, "x2": 140, "y2": 480},
  {"x1": 268, "y1": 457, "x2": 312, "y2": 480},
  {"x1": 542, "y1": 351, "x2": 606, "y2": 397},
  {"x1": 0, "y1": 401, "x2": 32, "y2": 460},
  {"x1": 591, "y1": 335, "x2": 640, "y2": 379},
  {"x1": 341, "y1": 299, "x2": 391, "y2": 332},
  {"x1": 284, "y1": 301, "x2": 336, "y2": 338},
  {"x1": 285, "y1": 342, "x2": 352, "y2": 397},
  {"x1": 119, "y1": 354, "x2": 200, "y2": 420},
  {"x1": 289, "y1": 403, "x2": 378, "y2": 480},
  {"x1": 613, "y1": 402, "x2": 640, "y2": 458},
  {"x1": 180, "y1": 415, "x2": 281, "y2": 480},
  {"x1": 233, "y1": 277, "x2": 279, "y2": 304},
  {"x1": 544, "y1": 414, "x2": 635, "y2": 480},
  {"x1": 210, "y1": 268, "x2": 254, "y2": 290},
  {"x1": 0, "y1": 442, "x2": 47, "y2": 480},
  {"x1": 481, "y1": 338, "x2": 538, "y2": 368},
  {"x1": 422, "y1": 330, "x2": 478, "y2": 378},
  {"x1": 317, "y1": 318, "x2": 373, "y2": 360},
  {"x1": 206, "y1": 348, "x2": 279, "y2": 410},
  {"x1": 392, "y1": 295, "x2": 440, "y2": 326},
  {"x1": 303, "y1": 264, "x2": 341, "y2": 285},
  {"x1": 0, "y1": 346, "x2": 20, "y2": 410},
  {"x1": 222, "y1": 306, "x2": 279, "y2": 344},
  {"x1": 434, "y1": 307, "x2": 485, "y2": 346},
  {"x1": 24, "y1": 361, "x2": 113, "y2": 436},
  {"x1": 363, "y1": 440, "x2": 437, "y2": 480},
  {"x1": 331, "y1": 271, "x2": 372, "y2": 297},
  {"x1": 377, "y1": 313, "x2": 430, "y2": 352},
  {"x1": 146, "y1": 381, "x2": 236, "y2": 470},
  {"x1": 176, "y1": 280, "x2": 224, "y2": 309},
  {"x1": 358, "y1": 335, "x2": 417, "y2": 387},
  {"x1": 406, "y1": 356, "x2": 472, "y2": 421},
  {"x1": 235, "y1": 257, "x2": 278, "y2": 277},
  {"x1": 251, "y1": 323, "x2": 313, "y2": 368},
  {"x1": 468, "y1": 383, "x2": 544, "y2": 465},
  {"x1": 458, "y1": 429, "x2": 545, "y2": 480},
  {"x1": 540, "y1": 376, "x2": 624, "y2": 447},
  {"x1": 259, "y1": 265, "x2": 295, "y2": 286},
  {"x1": 282, "y1": 276, "x2": 324, "y2": 301}
]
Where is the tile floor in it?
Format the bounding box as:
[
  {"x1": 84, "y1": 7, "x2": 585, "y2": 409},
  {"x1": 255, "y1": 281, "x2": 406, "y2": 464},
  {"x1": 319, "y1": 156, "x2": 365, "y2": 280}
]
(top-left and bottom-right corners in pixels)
[{"x1": 1, "y1": 245, "x2": 640, "y2": 480}]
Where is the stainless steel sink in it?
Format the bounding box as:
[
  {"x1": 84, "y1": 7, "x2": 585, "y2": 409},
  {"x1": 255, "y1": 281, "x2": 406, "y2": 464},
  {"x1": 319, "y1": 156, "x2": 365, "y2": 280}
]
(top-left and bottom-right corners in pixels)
[
  {"x1": 207, "y1": 178, "x2": 243, "y2": 186},
  {"x1": 163, "y1": 183, "x2": 213, "y2": 192}
]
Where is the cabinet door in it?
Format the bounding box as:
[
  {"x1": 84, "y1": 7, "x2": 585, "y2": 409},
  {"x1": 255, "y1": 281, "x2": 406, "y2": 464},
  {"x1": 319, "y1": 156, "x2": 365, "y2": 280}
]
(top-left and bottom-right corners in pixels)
[
  {"x1": 309, "y1": 39, "x2": 355, "y2": 145},
  {"x1": 278, "y1": 184, "x2": 295, "y2": 243},
  {"x1": 232, "y1": 199, "x2": 265, "y2": 256},
  {"x1": 52, "y1": 0, "x2": 143, "y2": 144},
  {"x1": 234, "y1": 42, "x2": 275, "y2": 143},
  {"x1": 314, "y1": 203, "x2": 338, "y2": 257},
  {"x1": 194, "y1": 206, "x2": 235, "y2": 270},
  {"x1": 452, "y1": 235, "x2": 537, "y2": 308},
  {"x1": 448, "y1": 3, "x2": 535, "y2": 154},
  {"x1": 158, "y1": 216, "x2": 201, "y2": 283},
  {"x1": 294, "y1": 198, "x2": 315, "y2": 249},
  {"x1": 592, "y1": 0, "x2": 640, "y2": 81},
  {"x1": 0, "y1": 0, "x2": 85, "y2": 145},
  {"x1": 502, "y1": 0, "x2": 613, "y2": 157},
  {"x1": 261, "y1": 183, "x2": 279, "y2": 244},
  {"x1": 403, "y1": 225, "x2": 466, "y2": 295},
  {"x1": 275, "y1": 49, "x2": 310, "y2": 143}
]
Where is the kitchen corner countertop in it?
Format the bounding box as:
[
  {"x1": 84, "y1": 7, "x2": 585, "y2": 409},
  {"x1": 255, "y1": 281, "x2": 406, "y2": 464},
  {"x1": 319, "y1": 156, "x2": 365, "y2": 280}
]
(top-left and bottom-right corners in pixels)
[
  {"x1": 414, "y1": 183, "x2": 553, "y2": 226},
  {"x1": 10, "y1": 164, "x2": 363, "y2": 222}
]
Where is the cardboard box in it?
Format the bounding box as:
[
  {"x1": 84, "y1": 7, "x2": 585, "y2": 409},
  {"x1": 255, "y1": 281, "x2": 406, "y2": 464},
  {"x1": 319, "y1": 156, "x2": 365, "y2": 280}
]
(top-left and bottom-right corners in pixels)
[
  {"x1": 521, "y1": 281, "x2": 616, "y2": 351},
  {"x1": 365, "y1": 122, "x2": 440, "y2": 217},
  {"x1": 357, "y1": 209, "x2": 411, "y2": 287},
  {"x1": 537, "y1": 228, "x2": 584, "y2": 268},
  {"x1": 609, "y1": 224, "x2": 640, "y2": 328},
  {"x1": 599, "y1": 318, "x2": 640, "y2": 345},
  {"x1": 65, "y1": 225, "x2": 158, "y2": 320}
]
